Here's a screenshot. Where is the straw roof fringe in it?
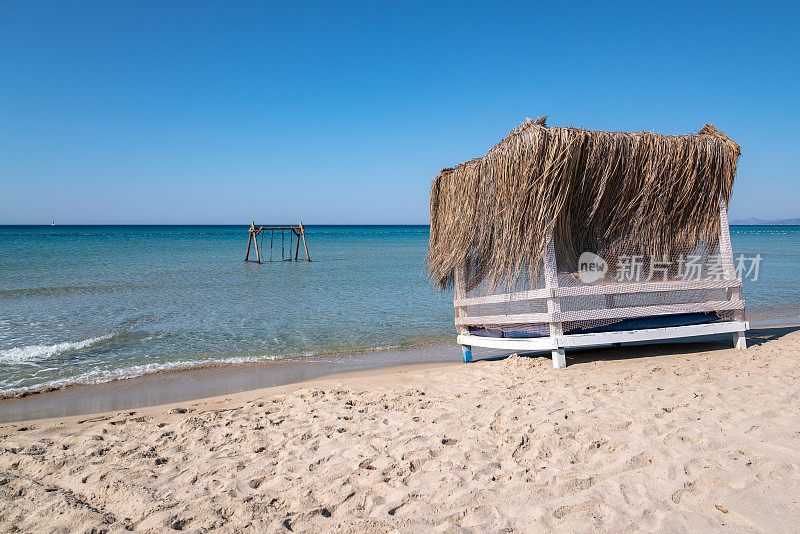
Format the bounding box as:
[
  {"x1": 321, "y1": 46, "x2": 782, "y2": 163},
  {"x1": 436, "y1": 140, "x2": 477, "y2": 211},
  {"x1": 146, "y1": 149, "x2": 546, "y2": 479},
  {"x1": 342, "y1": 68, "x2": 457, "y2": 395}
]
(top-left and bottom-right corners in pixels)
[{"x1": 427, "y1": 118, "x2": 741, "y2": 290}]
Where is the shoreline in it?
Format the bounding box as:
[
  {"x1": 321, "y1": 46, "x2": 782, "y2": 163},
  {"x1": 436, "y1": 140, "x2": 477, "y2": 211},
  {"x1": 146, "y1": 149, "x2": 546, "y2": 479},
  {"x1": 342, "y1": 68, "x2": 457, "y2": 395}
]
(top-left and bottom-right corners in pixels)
[
  {"x1": 0, "y1": 338, "x2": 462, "y2": 423},
  {"x1": 0, "y1": 333, "x2": 456, "y2": 400},
  {"x1": 2, "y1": 319, "x2": 798, "y2": 424},
  {"x1": 0, "y1": 360, "x2": 461, "y2": 430}
]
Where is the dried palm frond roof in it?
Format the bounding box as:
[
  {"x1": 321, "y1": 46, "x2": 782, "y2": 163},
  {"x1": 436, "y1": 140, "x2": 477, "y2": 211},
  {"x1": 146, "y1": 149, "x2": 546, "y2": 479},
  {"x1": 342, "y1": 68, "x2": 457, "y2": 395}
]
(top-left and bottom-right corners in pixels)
[{"x1": 427, "y1": 117, "x2": 741, "y2": 290}]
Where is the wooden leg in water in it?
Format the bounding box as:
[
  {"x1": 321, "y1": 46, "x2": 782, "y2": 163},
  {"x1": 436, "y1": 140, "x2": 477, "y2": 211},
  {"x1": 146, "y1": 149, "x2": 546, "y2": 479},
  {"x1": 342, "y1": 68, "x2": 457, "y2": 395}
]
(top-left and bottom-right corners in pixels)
[
  {"x1": 733, "y1": 331, "x2": 747, "y2": 350},
  {"x1": 299, "y1": 221, "x2": 311, "y2": 261},
  {"x1": 461, "y1": 345, "x2": 472, "y2": 363},
  {"x1": 552, "y1": 348, "x2": 566, "y2": 369}
]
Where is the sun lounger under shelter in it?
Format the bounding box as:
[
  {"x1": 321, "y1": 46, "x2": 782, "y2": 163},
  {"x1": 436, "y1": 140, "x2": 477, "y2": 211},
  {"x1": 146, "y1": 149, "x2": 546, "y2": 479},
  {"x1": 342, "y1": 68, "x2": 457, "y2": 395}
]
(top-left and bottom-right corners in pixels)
[{"x1": 427, "y1": 117, "x2": 747, "y2": 368}]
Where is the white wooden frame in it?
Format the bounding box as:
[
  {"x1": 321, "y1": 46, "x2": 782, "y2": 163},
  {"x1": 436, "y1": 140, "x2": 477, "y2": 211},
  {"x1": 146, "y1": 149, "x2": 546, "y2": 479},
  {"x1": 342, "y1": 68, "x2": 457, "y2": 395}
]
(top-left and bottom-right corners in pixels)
[{"x1": 455, "y1": 197, "x2": 748, "y2": 368}]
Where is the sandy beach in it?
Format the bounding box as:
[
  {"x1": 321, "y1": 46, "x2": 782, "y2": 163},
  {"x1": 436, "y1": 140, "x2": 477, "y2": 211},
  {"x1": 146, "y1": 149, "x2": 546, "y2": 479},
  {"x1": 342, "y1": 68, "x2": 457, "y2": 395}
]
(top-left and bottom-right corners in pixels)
[{"x1": 1, "y1": 328, "x2": 799, "y2": 532}]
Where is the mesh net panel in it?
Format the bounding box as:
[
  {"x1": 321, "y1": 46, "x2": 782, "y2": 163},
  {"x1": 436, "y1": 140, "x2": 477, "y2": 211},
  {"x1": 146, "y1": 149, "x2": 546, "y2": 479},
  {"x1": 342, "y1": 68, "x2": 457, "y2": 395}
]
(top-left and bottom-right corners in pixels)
[{"x1": 460, "y1": 240, "x2": 741, "y2": 336}]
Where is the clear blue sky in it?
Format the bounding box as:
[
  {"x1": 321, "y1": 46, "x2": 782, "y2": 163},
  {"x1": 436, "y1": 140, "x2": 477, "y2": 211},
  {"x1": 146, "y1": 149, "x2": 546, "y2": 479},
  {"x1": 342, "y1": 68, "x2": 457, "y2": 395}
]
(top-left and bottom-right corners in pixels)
[{"x1": 1, "y1": 1, "x2": 798, "y2": 224}]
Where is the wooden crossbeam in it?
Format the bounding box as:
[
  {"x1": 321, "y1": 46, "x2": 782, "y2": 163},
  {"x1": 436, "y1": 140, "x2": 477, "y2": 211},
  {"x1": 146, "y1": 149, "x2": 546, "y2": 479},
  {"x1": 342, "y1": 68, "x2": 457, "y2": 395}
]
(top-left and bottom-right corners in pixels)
[
  {"x1": 454, "y1": 299, "x2": 745, "y2": 327},
  {"x1": 453, "y1": 279, "x2": 743, "y2": 308}
]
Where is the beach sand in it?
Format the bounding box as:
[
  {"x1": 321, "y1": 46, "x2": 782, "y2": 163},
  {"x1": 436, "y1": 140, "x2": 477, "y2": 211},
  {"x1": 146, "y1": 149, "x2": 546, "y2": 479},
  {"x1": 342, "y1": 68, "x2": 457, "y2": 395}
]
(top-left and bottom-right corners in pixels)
[{"x1": 1, "y1": 328, "x2": 799, "y2": 532}]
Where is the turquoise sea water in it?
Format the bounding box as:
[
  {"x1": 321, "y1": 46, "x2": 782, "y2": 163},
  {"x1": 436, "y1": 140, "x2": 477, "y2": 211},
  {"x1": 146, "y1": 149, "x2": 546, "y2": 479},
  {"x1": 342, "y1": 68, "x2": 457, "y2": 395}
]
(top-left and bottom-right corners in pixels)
[{"x1": 1, "y1": 225, "x2": 799, "y2": 394}]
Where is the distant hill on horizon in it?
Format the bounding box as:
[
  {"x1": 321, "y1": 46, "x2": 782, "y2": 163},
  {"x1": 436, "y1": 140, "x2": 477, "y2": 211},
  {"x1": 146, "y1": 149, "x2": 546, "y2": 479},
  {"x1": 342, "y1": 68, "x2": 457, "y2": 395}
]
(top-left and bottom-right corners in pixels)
[{"x1": 731, "y1": 217, "x2": 800, "y2": 225}]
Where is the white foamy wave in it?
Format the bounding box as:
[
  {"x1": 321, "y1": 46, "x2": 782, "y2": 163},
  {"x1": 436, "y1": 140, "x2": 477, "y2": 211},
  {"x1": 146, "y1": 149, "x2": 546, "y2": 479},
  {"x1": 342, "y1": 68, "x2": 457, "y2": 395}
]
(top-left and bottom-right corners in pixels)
[
  {"x1": 0, "y1": 335, "x2": 114, "y2": 364},
  {"x1": 0, "y1": 353, "x2": 284, "y2": 395}
]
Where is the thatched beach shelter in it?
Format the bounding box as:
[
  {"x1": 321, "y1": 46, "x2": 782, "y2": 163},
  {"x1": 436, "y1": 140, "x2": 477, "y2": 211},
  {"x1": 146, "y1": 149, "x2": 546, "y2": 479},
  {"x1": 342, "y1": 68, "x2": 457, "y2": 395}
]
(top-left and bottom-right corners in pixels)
[{"x1": 428, "y1": 117, "x2": 747, "y2": 368}]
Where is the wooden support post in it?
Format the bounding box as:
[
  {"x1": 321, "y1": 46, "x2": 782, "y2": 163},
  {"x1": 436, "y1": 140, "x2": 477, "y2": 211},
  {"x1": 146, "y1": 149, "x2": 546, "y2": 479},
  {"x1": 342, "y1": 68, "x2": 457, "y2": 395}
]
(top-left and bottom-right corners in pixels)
[
  {"x1": 718, "y1": 196, "x2": 747, "y2": 350},
  {"x1": 299, "y1": 221, "x2": 311, "y2": 261},
  {"x1": 544, "y1": 235, "x2": 566, "y2": 369},
  {"x1": 254, "y1": 228, "x2": 261, "y2": 264},
  {"x1": 245, "y1": 221, "x2": 255, "y2": 262},
  {"x1": 454, "y1": 262, "x2": 472, "y2": 362},
  {"x1": 294, "y1": 228, "x2": 300, "y2": 260},
  {"x1": 551, "y1": 348, "x2": 566, "y2": 369},
  {"x1": 732, "y1": 331, "x2": 747, "y2": 350}
]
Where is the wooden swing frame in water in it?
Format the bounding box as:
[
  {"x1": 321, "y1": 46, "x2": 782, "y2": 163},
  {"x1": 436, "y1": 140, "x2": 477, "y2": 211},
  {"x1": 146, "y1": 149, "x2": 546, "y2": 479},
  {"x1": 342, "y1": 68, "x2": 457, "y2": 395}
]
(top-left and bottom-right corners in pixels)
[{"x1": 244, "y1": 221, "x2": 311, "y2": 263}]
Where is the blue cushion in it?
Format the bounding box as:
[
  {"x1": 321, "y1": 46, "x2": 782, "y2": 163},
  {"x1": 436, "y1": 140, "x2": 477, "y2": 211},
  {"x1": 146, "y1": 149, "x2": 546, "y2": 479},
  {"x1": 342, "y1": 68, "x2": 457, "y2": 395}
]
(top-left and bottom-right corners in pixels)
[
  {"x1": 468, "y1": 312, "x2": 720, "y2": 338},
  {"x1": 565, "y1": 312, "x2": 720, "y2": 334}
]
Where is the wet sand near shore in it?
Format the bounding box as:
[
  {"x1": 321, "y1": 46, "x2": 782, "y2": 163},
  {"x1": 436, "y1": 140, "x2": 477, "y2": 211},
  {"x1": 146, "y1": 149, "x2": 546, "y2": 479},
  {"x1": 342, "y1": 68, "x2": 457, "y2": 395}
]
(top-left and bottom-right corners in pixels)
[{"x1": 0, "y1": 339, "x2": 462, "y2": 423}]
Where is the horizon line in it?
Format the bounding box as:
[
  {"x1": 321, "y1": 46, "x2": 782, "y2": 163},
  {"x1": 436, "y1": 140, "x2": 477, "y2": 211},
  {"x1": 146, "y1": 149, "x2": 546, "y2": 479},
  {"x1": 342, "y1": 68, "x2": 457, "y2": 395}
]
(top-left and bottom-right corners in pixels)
[{"x1": 2, "y1": 222, "x2": 800, "y2": 227}]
